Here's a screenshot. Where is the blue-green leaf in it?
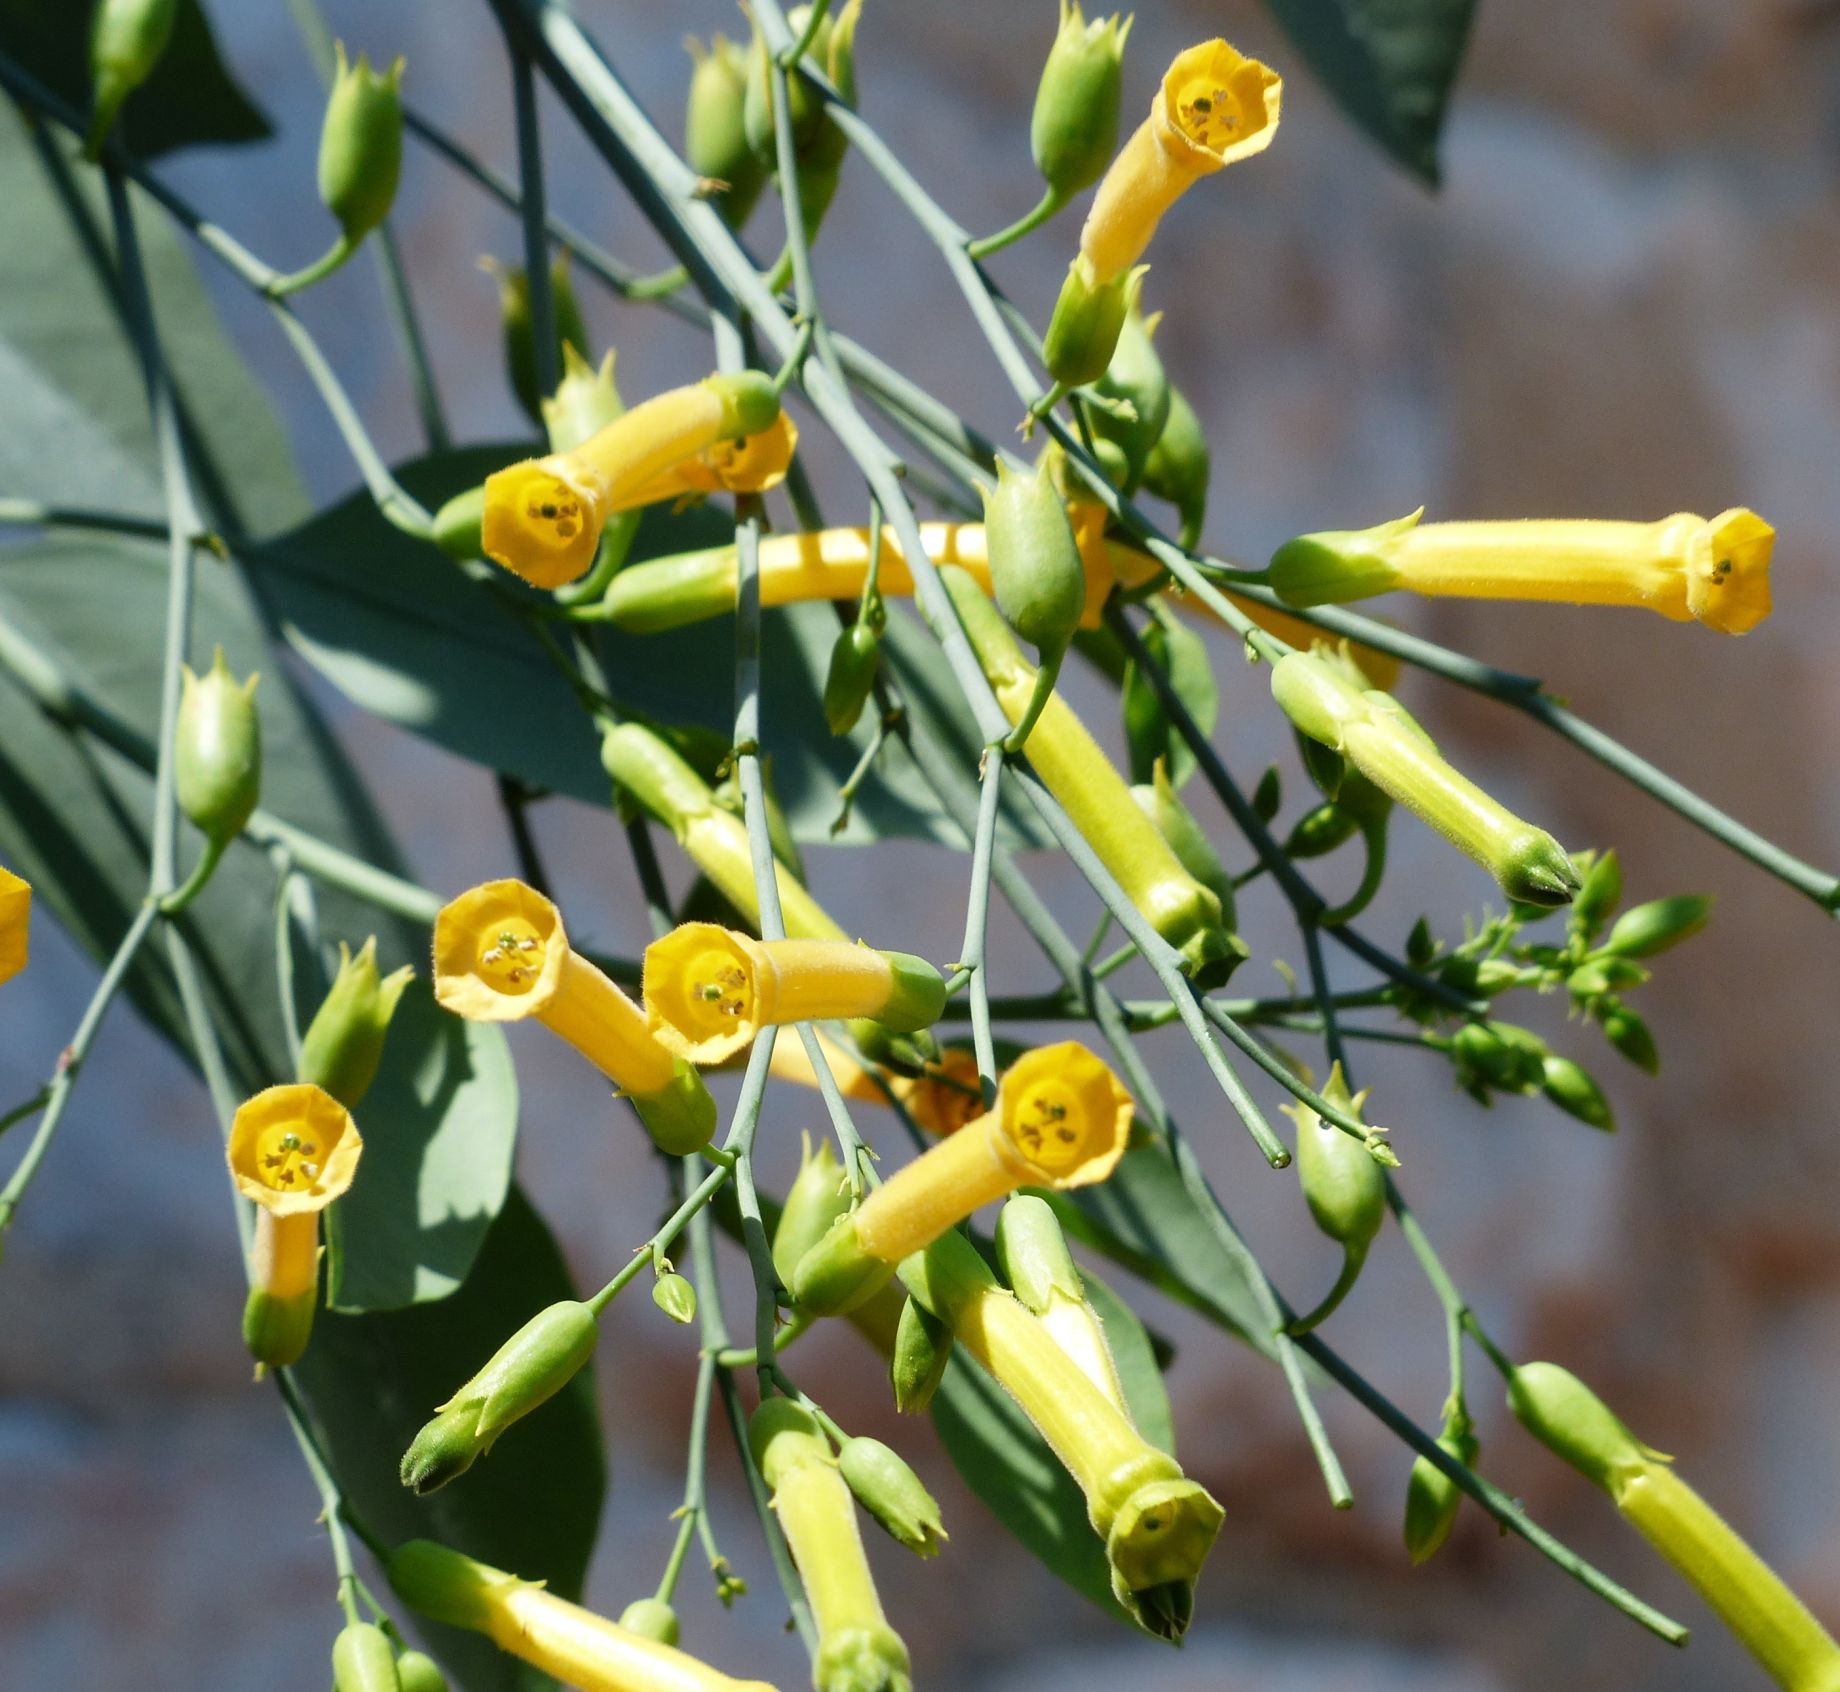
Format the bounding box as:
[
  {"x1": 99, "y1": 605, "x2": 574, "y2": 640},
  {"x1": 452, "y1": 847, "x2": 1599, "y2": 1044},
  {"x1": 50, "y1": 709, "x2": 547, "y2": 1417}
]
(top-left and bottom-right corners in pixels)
[{"x1": 1257, "y1": 0, "x2": 1478, "y2": 185}]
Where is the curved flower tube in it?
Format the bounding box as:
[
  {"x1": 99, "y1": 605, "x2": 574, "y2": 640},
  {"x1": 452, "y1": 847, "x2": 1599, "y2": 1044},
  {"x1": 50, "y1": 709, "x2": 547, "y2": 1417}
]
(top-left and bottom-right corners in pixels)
[
  {"x1": 612, "y1": 413, "x2": 800, "y2": 511},
  {"x1": 432, "y1": 879, "x2": 715, "y2": 1154}
]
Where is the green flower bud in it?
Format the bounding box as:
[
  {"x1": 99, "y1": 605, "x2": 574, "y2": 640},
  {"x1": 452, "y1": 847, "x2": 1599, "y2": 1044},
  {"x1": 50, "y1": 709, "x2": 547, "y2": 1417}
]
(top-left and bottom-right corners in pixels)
[
  {"x1": 994, "y1": 1193, "x2": 1084, "y2": 1314},
  {"x1": 985, "y1": 456, "x2": 1087, "y2": 665},
  {"x1": 332, "y1": 1621, "x2": 402, "y2": 1692},
  {"x1": 1566, "y1": 956, "x2": 1649, "y2": 997},
  {"x1": 1451, "y1": 1020, "x2": 1548, "y2": 1096},
  {"x1": 704, "y1": 370, "x2": 783, "y2": 440},
  {"x1": 297, "y1": 937, "x2": 414, "y2": 1111},
  {"x1": 792, "y1": 1212, "x2": 895, "y2": 1316},
  {"x1": 1042, "y1": 260, "x2": 1146, "y2": 391},
  {"x1": 889, "y1": 1295, "x2": 952, "y2": 1415},
  {"x1": 1507, "y1": 1361, "x2": 1660, "y2": 1494},
  {"x1": 1268, "y1": 510, "x2": 1418, "y2": 608},
  {"x1": 400, "y1": 1301, "x2": 597, "y2": 1495},
  {"x1": 826, "y1": 0, "x2": 864, "y2": 109},
  {"x1": 1541, "y1": 1054, "x2": 1615, "y2": 1132},
  {"x1": 743, "y1": 8, "x2": 832, "y2": 162},
  {"x1": 1088, "y1": 434, "x2": 1131, "y2": 487},
  {"x1": 490, "y1": 256, "x2": 592, "y2": 429},
  {"x1": 432, "y1": 485, "x2": 485, "y2": 561},
  {"x1": 1570, "y1": 848, "x2": 1622, "y2": 939},
  {"x1": 1085, "y1": 305, "x2": 1170, "y2": 491},
  {"x1": 318, "y1": 44, "x2": 405, "y2": 245},
  {"x1": 242, "y1": 1284, "x2": 316, "y2": 1372},
  {"x1": 1251, "y1": 764, "x2": 1283, "y2": 824},
  {"x1": 1031, "y1": 1, "x2": 1131, "y2": 199},
  {"x1": 617, "y1": 1597, "x2": 681, "y2": 1646},
  {"x1": 1601, "y1": 1002, "x2": 1659, "y2": 1075},
  {"x1": 541, "y1": 340, "x2": 623, "y2": 456},
  {"x1": 1142, "y1": 383, "x2": 1210, "y2": 548},
  {"x1": 175, "y1": 647, "x2": 261, "y2": 843},
  {"x1": 392, "y1": 1651, "x2": 448, "y2": 1692},
  {"x1": 823, "y1": 619, "x2": 882, "y2": 736},
  {"x1": 1284, "y1": 799, "x2": 1360, "y2": 860},
  {"x1": 1403, "y1": 1415, "x2": 1478, "y2": 1566},
  {"x1": 85, "y1": 0, "x2": 178, "y2": 158},
  {"x1": 1602, "y1": 893, "x2": 1712, "y2": 960},
  {"x1": 652, "y1": 1271, "x2": 698, "y2": 1325},
  {"x1": 686, "y1": 34, "x2": 767, "y2": 228},
  {"x1": 1130, "y1": 762, "x2": 1241, "y2": 940},
  {"x1": 773, "y1": 1134, "x2": 854, "y2": 1291},
  {"x1": 1289, "y1": 1065, "x2": 1386, "y2": 1251},
  {"x1": 838, "y1": 1437, "x2": 947, "y2": 1557},
  {"x1": 1296, "y1": 732, "x2": 1348, "y2": 803}
]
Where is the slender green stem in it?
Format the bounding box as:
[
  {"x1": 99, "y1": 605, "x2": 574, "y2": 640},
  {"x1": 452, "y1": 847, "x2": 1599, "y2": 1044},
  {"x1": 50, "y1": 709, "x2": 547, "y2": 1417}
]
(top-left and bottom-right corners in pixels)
[
  {"x1": 585, "y1": 1159, "x2": 734, "y2": 1316},
  {"x1": 965, "y1": 185, "x2": 1069, "y2": 261},
  {"x1": 157, "y1": 833, "x2": 229, "y2": 914},
  {"x1": 267, "y1": 232, "x2": 359, "y2": 298},
  {"x1": 956, "y1": 746, "x2": 1004, "y2": 1107},
  {"x1": 779, "y1": 0, "x2": 833, "y2": 66},
  {"x1": 0, "y1": 498, "x2": 194, "y2": 545}
]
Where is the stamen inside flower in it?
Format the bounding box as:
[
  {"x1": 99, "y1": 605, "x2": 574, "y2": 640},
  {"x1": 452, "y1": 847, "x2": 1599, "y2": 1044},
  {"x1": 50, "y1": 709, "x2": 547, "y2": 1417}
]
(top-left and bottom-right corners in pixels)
[
  {"x1": 679, "y1": 947, "x2": 754, "y2": 1033},
  {"x1": 1012, "y1": 1078, "x2": 1085, "y2": 1172},
  {"x1": 476, "y1": 921, "x2": 549, "y2": 996},
  {"x1": 1174, "y1": 79, "x2": 1238, "y2": 150},
  {"x1": 256, "y1": 1126, "x2": 322, "y2": 1191}
]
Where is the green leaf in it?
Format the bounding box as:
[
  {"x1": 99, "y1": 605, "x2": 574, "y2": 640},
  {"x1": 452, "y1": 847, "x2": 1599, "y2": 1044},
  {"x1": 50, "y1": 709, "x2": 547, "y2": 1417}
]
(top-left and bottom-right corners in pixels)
[
  {"x1": 1050, "y1": 1136, "x2": 1281, "y2": 1360},
  {"x1": 326, "y1": 980, "x2": 519, "y2": 1314},
  {"x1": 0, "y1": 0, "x2": 270, "y2": 159},
  {"x1": 247, "y1": 449, "x2": 1047, "y2": 849},
  {"x1": 929, "y1": 1265, "x2": 1172, "y2": 1620},
  {"x1": 295, "y1": 1186, "x2": 606, "y2": 1692},
  {"x1": 1121, "y1": 607, "x2": 1216, "y2": 790},
  {"x1": 1256, "y1": 0, "x2": 1478, "y2": 185}
]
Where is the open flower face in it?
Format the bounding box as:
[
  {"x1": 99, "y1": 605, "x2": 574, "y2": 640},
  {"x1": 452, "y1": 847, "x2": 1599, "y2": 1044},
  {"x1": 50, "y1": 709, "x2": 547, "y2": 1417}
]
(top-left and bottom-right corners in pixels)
[
  {"x1": 433, "y1": 879, "x2": 569, "y2": 1022},
  {"x1": 996, "y1": 1042, "x2": 1132, "y2": 1187},
  {"x1": 0, "y1": 865, "x2": 29, "y2": 985},
  {"x1": 645, "y1": 924, "x2": 765, "y2": 1063},
  {"x1": 481, "y1": 458, "x2": 604, "y2": 589},
  {"x1": 1685, "y1": 508, "x2": 1773, "y2": 634},
  {"x1": 228, "y1": 1084, "x2": 363, "y2": 1217},
  {"x1": 1154, "y1": 40, "x2": 1282, "y2": 171}
]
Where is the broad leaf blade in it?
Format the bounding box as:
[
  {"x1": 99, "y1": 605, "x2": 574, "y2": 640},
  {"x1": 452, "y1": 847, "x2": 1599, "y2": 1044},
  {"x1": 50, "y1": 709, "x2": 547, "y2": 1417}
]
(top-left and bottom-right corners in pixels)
[
  {"x1": 1257, "y1": 0, "x2": 1478, "y2": 185},
  {"x1": 295, "y1": 1187, "x2": 606, "y2": 1692}
]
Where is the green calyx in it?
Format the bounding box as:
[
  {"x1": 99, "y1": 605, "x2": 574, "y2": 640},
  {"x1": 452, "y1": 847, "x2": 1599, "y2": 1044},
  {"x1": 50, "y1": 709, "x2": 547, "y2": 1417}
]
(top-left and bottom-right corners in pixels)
[
  {"x1": 432, "y1": 485, "x2": 486, "y2": 561},
  {"x1": 816, "y1": 1625, "x2": 913, "y2": 1692},
  {"x1": 824, "y1": 619, "x2": 883, "y2": 736},
  {"x1": 399, "y1": 1300, "x2": 598, "y2": 1495},
  {"x1": 652, "y1": 1271, "x2": 698, "y2": 1325},
  {"x1": 1268, "y1": 510, "x2": 1417, "y2": 608},
  {"x1": 1031, "y1": 0, "x2": 1130, "y2": 198},
  {"x1": 389, "y1": 1540, "x2": 519, "y2": 1634},
  {"x1": 838, "y1": 1437, "x2": 948, "y2": 1557},
  {"x1": 1507, "y1": 1361, "x2": 1664, "y2": 1495},
  {"x1": 297, "y1": 936, "x2": 413, "y2": 1111},
  {"x1": 1541, "y1": 1054, "x2": 1615, "y2": 1132},
  {"x1": 1132, "y1": 761, "x2": 1238, "y2": 930},
  {"x1": 242, "y1": 1284, "x2": 316, "y2": 1371},
  {"x1": 542, "y1": 340, "x2": 624, "y2": 455},
  {"x1": 984, "y1": 455, "x2": 1086, "y2": 666},
  {"x1": 748, "y1": 1395, "x2": 831, "y2": 1487},
  {"x1": 774, "y1": 1135, "x2": 854, "y2": 1290},
  {"x1": 1105, "y1": 1476, "x2": 1225, "y2": 1639},
  {"x1": 175, "y1": 646, "x2": 261, "y2": 844},
  {"x1": 874, "y1": 949, "x2": 948, "y2": 1034},
  {"x1": 618, "y1": 1597, "x2": 681, "y2": 1646},
  {"x1": 702, "y1": 370, "x2": 782, "y2": 440},
  {"x1": 86, "y1": 0, "x2": 179, "y2": 158},
  {"x1": 1084, "y1": 304, "x2": 1170, "y2": 491},
  {"x1": 686, "y1": 34, "x2": 767, "y2": 229},
  {"x1": 331, "y1": 1621, "x2": 401, "y2": 1692},
  {"x1": 630, "y1": 1057, "x2": 718, "y2": 1157},
  {"x1": 392, "y1": 1650, "x2": 448, "y2": 1692},
  {"x1": 792, "y1": 1213, "x2": 894, "y2": 1316},
  {"x1": 1043, "y1": 260, "x2": 1145, "y2": 391},
  {"x1": 1288, "y1": 1063, "x2": 1386, "y2": 1252},
  {"x1": 1403, "y1": 1416, "x2": 1479, "y2": 1566},
  {"x1": 318, "y1": 43, "x2": 405, "y2": 244},
  {"x1": 1496, "y1": 827, "x2": 1584, "y2": 909},
  {"x1": 889, "y1": 1295, "x2": 952, "y2": 1414}
]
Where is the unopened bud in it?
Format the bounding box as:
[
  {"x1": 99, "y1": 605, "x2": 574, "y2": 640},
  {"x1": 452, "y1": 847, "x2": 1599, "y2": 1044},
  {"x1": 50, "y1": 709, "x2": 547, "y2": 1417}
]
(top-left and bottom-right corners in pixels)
[
  {"x1": 1541, "y1": 1055, "x2": 1615, "y2": 1132},
  {"x1": 839, "y1": 1437, "x2": 947, "y2": 1557},
  {"x1": 1403, "y1": 1414, "x2": 1478, "y2": 1566},
  {"x1": 542, "y1": 341, "x2": 623, "y2": 456},
  {"x1": 1251, "y1": 765, "x2": 1282, "y2": 823},
  {"x1": 617, "y1": 1597, "x2": 681, "y2": 1646},
  {"x1": 1031, "y1": 1, "x2": 1131, "y2": 200},
  {"x1": 297, "y1": 937, "x2": 413, "y2": 1110},
  {"x1": 1566, "y1": 956, "x2": 1649, "y2": 997},
  {"x1": 1601, "y1": 1003, "x2": 1659, "y2": 1075},
  {"x1": 332, "y1": 1621, "x2": 402, "y2": 1692},
  {"x1": 1602, "y1": 893, "x2": 1712, "y2": 960},
  {"x1": 890, "y1": 1295, "x2": 952, "y2": 1414},
  {"x1": 319, "y1": 44, "x2": 405, "y2": 245},
  {"x1": 176, "y1": 647, "x2": 261, "y2": 843},
  {"x1": 1288, "y1": 1064, "x2": 1386, "y2": 1252},
  {"x1": 823, "y1": 619, "x2": 882, "y2": 735},
  {"x1": 1284, "y1": 800, "x2": 1360, "y2": 860},
  {"x1": 686, "y1": 34, "x2": 767, "y2": 228},
  {"x1": 1451, "y1": 1021, "x2": 1548, "y2": 1096},
  {"x1": 985, "y1": 456, "x2": 1087, "y2": 668},
  {"x1": 393, "y1": 1651, "x2": 448, "y2": 1692},
  {"x1": 490, "y1": 256, "x2": 591, "y2": 428},
  {"x1": 652, "y1": 1271, "x2": 698, "y2": 1324},
  {"x1": 1085, "y1": 304, "x2": 1170, "y2": 489},
  {"x1": 773, "y1": 1135, "x2": 853, "y2": 1292},
  {"x1": 400, "y1": 1301, "x2": 597, "y2": 1495},
  {"x1": 994, "y1": 1193, "x2": 1083, "y2": 1314},
  {"x1": 1570, "y1": 848, "x2": 1622, "y2": 939},
  {"x1": 86, "y1": 0, "x2": 178, "y2": 158},
  {"x1": 1043, "y1": 259, "x2": 1145, "y2": 390}
]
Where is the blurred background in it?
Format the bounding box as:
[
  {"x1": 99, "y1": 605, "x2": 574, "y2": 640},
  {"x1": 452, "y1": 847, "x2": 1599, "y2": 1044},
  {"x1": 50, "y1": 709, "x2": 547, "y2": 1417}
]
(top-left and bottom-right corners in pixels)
[{"x1": 3, "y1": 1, "x2": 1839, "y2": 1687}]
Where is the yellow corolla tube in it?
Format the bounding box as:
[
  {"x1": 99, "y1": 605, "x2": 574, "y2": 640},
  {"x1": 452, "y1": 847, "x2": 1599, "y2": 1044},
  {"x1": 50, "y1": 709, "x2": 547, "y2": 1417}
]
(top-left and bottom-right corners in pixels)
[
  {"x1": 481, "y1": 371, "x2": 780, "y2": 589},
  {"x1": 432, "y1": 879, "x2": 715, "y2": 1154},
  {"x1": 0, "y1": 864, "x2": 30, "y2": 986},
  {"x1": 598, "y1": 503, "x2": 1131, "y2": 635},
  {"x1": 227, "y1": 1083, "x2": 363, "y2": 1369},
  {"x1": 1510, "y1": 1362, "x2": 1840, "y2": 1690},
  {"x1": 903, "y1": 1229, "x2": 1222, "y2": 1641},
  {"x1": 944, "y1": 565, "x2": 1245, "y2": 983},
  {"x1": 1269, "y1": 507, "x2": 1774, "y2": 635},
  {"x1": 791, "y1": 1041, "x2": 1132, "y2": 1315},
  {"x1": 390, "y1": 1540, "x2": 781, "y2": 1692},
  {"x1": 642, "y1": 923, "x2": 947, "y2": 1066},
  {"x1": 611, "y1": 413, "x2": 800, "y2": 512}
]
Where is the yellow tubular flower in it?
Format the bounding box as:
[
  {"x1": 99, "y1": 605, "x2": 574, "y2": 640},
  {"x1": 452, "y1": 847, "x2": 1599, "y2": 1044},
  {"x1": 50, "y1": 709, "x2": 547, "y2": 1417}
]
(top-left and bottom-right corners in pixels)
[
  {"x1": 0, "y1": 864, "x2": 30, "y2": 985},
  {"x1": 643, "y1": 924, "x2": 945, "y2": 1065},
  {"x1": 1271, "y1": 508, "x2": 1775, "y2": 635},
  {"x1": 389, "y1": 1540, "x2": 779, "y2": 1692},
  {"x1": 903, "y1": 1231, "x2": 1221, "y2": 1640},
  {"x1": 227, "y1": 1083, "x2": 363, "y2": 1368},
  {"x1": 432, "y1": 879, "x2": 714, "y2": 1154},
  {"x1": 766, "y1": 1029, "x2": 888, "y2": 1105},
  {"x1": 482, "y1": 371, "x2": 779, "y2": 589},
  {"x1": 944, "y1": 566, "x2": 1244, "y2": 983},
  {"x1": 791, "y1": 1043, "x2": 1131, "y2": 1315},
  {"x1": 1079, "y1": 38, "x2": 1281, "y2": 285},
  {"x1": 611, "y1": 414, "x2": 800, "y2": 511},
  {"x1": 892, "y1": 1045, "x2": 986, "y2": 1137}
]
